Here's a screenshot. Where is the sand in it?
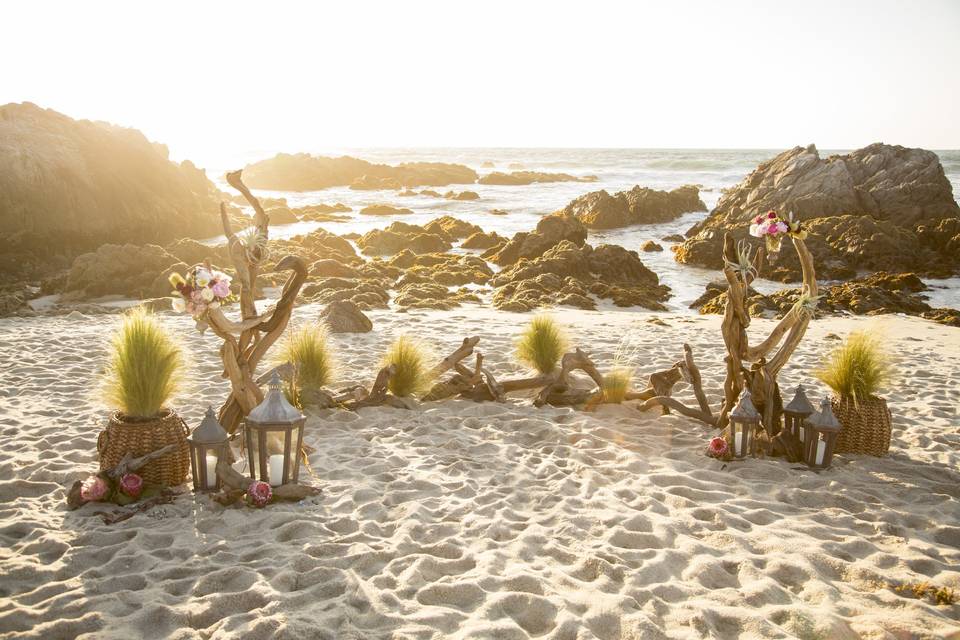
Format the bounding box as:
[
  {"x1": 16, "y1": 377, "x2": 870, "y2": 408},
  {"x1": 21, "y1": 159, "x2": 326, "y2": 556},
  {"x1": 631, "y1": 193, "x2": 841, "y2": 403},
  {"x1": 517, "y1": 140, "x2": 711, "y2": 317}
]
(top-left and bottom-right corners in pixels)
[{"x1": 0, "y1": 305, "x2": 958, "y2": 639}]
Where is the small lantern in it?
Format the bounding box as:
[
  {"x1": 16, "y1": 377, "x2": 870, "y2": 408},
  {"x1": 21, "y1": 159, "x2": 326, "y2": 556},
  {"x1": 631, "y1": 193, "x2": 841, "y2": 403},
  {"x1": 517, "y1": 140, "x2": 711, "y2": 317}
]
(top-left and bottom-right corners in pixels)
[
  {"x1": 783, "y1": 384, "x2": 815, "y2": 446},
  {"x1": 804, "y1": 397, "x2": 842, "y2": 470},
  {"x1": 188, "y1": 406, "x2": 230, "y2": 492},
  {"x1": 244, "y1": 371, "x2": 306, "y2": 487},
  {"x1": 729, "y1": 389, "x2": 761, "y2": 459}
]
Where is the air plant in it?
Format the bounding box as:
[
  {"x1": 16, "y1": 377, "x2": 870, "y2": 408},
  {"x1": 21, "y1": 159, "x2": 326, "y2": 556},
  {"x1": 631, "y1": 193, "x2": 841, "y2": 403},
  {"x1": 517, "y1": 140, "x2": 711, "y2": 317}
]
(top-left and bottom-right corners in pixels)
[
  {"x1": 790, "y1": 289, "x2": 820, "y2": 319},
  {"x1": 238, "y1": 226, "x2": 269, "y2": 261},
  {"x1": 724, "y1": 239, "x2": 759, "y2": 283}
]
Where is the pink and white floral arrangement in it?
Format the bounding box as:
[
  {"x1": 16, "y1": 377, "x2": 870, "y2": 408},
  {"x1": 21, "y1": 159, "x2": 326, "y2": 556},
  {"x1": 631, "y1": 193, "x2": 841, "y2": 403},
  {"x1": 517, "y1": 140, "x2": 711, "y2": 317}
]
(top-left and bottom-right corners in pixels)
[
  {"x1": 69, "y1": 471, "x2": 154, "y2": 509},
  {"x1": 749, "y1": 210, "x2": 807, "y2": 253},
  {"x1": 168, "y1": 264, "x2": 233, "y2": 319}
]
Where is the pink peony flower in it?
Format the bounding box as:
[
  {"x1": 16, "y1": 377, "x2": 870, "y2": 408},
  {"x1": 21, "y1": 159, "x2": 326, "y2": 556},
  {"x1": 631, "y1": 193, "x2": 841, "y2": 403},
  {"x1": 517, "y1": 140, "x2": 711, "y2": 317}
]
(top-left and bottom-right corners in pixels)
[
  {"x1": 764, "y1": 220, "x2": 781, "y2": 235},
  {"x1": 247, "y1": 481, "x2": 272, "y2": 507},
  {"x1": 119, "y1": 473, "x2": 143, "y2": 499},
  {"x1": 80, "y1": 475, "x2": 109, "y2": 502},
  {"x1": 211, "y1": 279, "x2": 230, "y2": 299},
  {"x1": 707, "y1": 436, "x2": 728, "y2": 458}
]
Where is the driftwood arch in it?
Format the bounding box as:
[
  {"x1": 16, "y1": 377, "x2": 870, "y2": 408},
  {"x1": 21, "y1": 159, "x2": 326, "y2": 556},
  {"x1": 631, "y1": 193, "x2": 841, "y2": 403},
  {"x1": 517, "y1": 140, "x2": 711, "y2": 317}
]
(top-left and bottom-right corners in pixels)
[
  {"x1": 207, "y1": 171, "x2": 307, "y2": 434},
  {"x1": 639, "y1": 233, "x2": 817, "y2": 434}
]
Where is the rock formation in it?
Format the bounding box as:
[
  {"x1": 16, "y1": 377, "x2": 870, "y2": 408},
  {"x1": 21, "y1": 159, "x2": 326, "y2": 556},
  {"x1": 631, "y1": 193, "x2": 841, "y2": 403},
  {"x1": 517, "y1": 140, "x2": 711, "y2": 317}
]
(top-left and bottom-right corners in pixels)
[
  {"x1": 356, "y1": 223, "x2": 452, "y2": 256},
  {"x1": 319, "y1": 300, "x2": 373, "y2": 333},
  {"x1": 243, "y1": 153, "x2": 478, "y2": 191},
  {"x1": 675, "y1": 144, "x2": 960, "y2": 280},
  {"x1": 486, "y1": 213, "x2": 588, "y2": 267},
  {"x1": 563, "y1": 185, "x2": 706, "y2": 229},
  {"x1": 0, "y1": 102, "x2": 222, "y2": 282}
]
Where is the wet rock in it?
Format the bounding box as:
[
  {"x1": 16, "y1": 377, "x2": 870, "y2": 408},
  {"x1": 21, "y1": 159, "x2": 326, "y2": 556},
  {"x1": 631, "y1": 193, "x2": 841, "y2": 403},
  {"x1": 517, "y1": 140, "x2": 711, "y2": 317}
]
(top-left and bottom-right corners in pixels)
[
  {"x1": 319, "y1": 300, "x2": 373, "y2": 333},
  {"x1": 487, "y1": 212, "x2": 587, "y2": 267},
  {"x1": 423, "y1": 216, "x2": 483, "y2": 240},
  {"x1": 420, "y1": 190, "x2": 442, "y2": 197},
  {"x1": 444, "y1": 190, "x2": 480, "y2": 200},
  {"x1": 243, "y1": 153, "x2": 478, "y2": 191},
  {"x1": 489, "y1": 209, "x2": 509, "y2": 216},
  {"x1": 641, "y1": 240, "x2": 663, "y2": 252},
  {"x1": 481, "y1": 161, "x2": 495, "y2": 168},
  {"x1": 563, "y1": 184, "x2": 705, "y2": 229},
  {"x1": 295, "y1": 203, "x2": 352, "y2": 222},
  {"x1": 461, "y1": 231, "x2": 505, "y2": 250},
  {"x1": 359, "y1": 204, "x2": 414, "y2": 216},
  {"x1": 357, "y1": 223, "x2": 452, "y2": 256},
  {"x1": 478, "y1": 171, "x2": 598, "y2": 185},
  {"x1": 662, "y1": 234, "x2": 685, "y2": 242}
]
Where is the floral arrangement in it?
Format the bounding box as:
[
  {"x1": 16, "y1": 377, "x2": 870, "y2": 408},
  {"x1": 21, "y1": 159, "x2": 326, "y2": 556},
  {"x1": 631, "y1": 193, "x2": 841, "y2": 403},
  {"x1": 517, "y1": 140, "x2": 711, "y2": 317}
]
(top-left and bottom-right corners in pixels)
[
  {"x1": 246, "y1": 480, "x2": 273, "y2": 508},
  {"x1": 72, "y1": 471, "x2": 158, "y2": 508},
  {"x1": 705, "y1": 436, "x2": 732, "y2": 461},
  {"x1": 749, "y1": 210, "x2": 807, "y2": 253},
  {"x1": 169, "y1": 264, "x2": 233, "y2": 319}
]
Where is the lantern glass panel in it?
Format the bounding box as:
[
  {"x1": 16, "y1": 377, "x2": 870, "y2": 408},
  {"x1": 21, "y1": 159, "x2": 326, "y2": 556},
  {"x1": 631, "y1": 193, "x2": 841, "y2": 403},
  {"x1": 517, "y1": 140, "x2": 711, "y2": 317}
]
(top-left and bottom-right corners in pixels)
[{"x1": 245, "y1": 422, "x2": 305, "y2": 487}]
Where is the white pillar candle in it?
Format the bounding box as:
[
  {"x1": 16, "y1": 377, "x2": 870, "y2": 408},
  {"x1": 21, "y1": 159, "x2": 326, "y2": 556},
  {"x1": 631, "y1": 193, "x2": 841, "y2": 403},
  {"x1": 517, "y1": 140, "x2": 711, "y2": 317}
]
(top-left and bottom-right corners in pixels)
[
  {"x1": 815, "y1": 438, "x2": 826, "y2": 466},
  {"x1": 205, "y1": 454, "x2": 218, "y2": 489},
  {"x1": 734, "y1": 431, "x2": 743, "y2": 455},
  {"x1": 798, "y1": 427, "x2": 805, "y2": 443},
  {"x1": 268, "y1": 454, "x2": 286, "y2": 487}
]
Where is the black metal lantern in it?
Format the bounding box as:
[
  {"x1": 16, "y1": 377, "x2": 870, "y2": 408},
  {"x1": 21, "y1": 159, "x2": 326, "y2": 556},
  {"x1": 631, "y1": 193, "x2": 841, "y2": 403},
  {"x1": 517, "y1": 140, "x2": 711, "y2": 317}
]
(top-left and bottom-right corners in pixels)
[
  {"x1": 729, "y1": 389, "x2": 761, "y2": 459},
  {"x1": 188, "y1": 406, "x2": 230, "y2": 492},
  {"x1": 804, "y1": 396, "x2": 842, "y2": 470},
  {"x1": 244, "y1": 371, "x2": 306, "y2": 487},
  {"x1": 783, "y1": 384, "x2": 815, "y2": 446}
]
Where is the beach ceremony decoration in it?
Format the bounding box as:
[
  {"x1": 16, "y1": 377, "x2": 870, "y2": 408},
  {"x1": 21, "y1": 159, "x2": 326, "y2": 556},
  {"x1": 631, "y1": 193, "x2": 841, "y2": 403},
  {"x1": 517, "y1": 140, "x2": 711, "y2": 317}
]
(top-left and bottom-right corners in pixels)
[
  {"x1": 97, "y1": 308, "x2": 191, "y2": 487},
  {"x1": 816, "y1": 330, "x2": 894, "y2": 456},
  {"x1": 190, "y1": 170, "x2": 307, "y2": 435},
  {"x1": 804, "y1": 397, "x2": 843, "y2": 470},
  {"x1": 779, "y1": 384, "x2": 816, "y2": 462},
  {"x1": 244, "y1": 371, "x2": 306, "y2": 487},
  {"x1": 640, "y1": 216, "x2": 817, "y2": 443},
  {"x1": 187, "y1": 406, "x2": 231, "y2": 492},
  {"x1": 728, "y1": 389, "x2": 760, "y2": 459}
]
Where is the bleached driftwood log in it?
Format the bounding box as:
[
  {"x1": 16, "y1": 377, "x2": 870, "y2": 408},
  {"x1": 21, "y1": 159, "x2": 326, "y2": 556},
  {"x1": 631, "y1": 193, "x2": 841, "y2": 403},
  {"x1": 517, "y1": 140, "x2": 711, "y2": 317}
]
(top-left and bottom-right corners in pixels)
[
  {"x1": 640, "y1": 233, "x2": 817, "y2": 434},
  {"x1": 210, "y1": 170, "x2": 307, "y2": 434}
]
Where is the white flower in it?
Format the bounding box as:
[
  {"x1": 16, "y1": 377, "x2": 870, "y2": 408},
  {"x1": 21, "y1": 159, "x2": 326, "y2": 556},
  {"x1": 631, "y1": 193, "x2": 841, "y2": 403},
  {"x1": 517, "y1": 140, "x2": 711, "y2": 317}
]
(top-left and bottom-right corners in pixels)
[
  {"x1": 201, "y1": 287, "x2": 215, "y2": 302},
  {"x1": 749, "y1": 223, "x2": 763, "y2": 238},
  {"x1": 194, "y1": 268, "x2": 212, "y2": 288},
  {"x1": 172, "y1": 297, "x2": 186, "y2": 313}
]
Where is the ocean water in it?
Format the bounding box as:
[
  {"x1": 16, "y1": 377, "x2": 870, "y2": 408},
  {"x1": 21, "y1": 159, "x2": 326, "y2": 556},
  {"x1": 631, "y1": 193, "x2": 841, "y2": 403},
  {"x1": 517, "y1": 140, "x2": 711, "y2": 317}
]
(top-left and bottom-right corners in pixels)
[{"x1": 207, "y1": 148, "x2": 960, "y2": 312}]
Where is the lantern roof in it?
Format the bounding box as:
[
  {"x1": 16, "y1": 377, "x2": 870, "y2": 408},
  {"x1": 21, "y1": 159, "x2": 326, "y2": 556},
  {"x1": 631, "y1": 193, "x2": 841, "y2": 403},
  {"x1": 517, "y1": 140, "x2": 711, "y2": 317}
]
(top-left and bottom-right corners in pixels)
[
  {"x1": 784, "y1": 384, "x2": 815, "y2": 416},
  {"x1": 808, "y1": 397, "x2": 842, "y2": 432},
  {"x1": 247, "y1": 371, "x2": 304, "y2": 424},
  {"x1": 731, "y1": 389, "x2": 760, "y2": 420},
  {"x1": 191, "y1": 405, "x2": 228, "y2": 444}
]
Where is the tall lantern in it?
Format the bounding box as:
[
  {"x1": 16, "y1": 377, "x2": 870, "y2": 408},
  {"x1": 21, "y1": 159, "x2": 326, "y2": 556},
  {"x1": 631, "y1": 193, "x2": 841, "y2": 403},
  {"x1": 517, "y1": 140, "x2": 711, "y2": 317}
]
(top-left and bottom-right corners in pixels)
[
  {"x1": 188, "y1": 406, "x2": 230, "y2": 492},
  {"x1": 729, "y1": 389, "x2": 760, "y2": 459},
  {"x1": 783, "y1": 384, "x2": 815, "y2": 446},
  {"x1": 245, "y1": 371, "x2": 306, "y2": 487},
  {"x1": 804, "y1": 397, "x2": 842, "y2": 470}
]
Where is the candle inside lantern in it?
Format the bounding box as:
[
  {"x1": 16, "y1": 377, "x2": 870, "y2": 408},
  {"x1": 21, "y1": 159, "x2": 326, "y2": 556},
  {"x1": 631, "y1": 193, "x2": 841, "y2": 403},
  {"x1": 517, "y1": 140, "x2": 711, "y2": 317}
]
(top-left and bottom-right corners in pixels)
[
  {"x1": 815, "y1": 437, "x2": 826, "y2": 466},
  {"x1": 798, "y1": 427, "x2": 805, "y2": 443},
  {"x1": 205, "y1": 454, "x2": 218, "y2": 489},
  {"x1": 268, "y1": 454, "x2": 286, "y2": 487},
  {"x1": 734, "y1": 431, "x2": 743, "y2": 455}
]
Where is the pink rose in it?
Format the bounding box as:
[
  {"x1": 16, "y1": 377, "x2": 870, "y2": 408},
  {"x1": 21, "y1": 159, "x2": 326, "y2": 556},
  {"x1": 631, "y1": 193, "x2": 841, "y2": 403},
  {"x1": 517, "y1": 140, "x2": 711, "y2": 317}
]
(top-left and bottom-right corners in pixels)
[
  {"x1": 767, "y1": 210, "x2": 777, "y2": 219},
  {"x1": 247, "y1": 481, "x2": 272, "y2": 507},
  {"x1": 119, "y1": 473, "x2": 143, "y2": 499},
  {"x1": 211, "y1": 279, "x2": 230, "y2": 299},
  {"x1": 765, "y1": 220, "x2": 781, "y2": 235},
  {"x1": 707, "y1": 436, "x2": 728, "y2": 458},
  {"x1": 80, "y1": 475, "x2": 109, "y2": 502}
]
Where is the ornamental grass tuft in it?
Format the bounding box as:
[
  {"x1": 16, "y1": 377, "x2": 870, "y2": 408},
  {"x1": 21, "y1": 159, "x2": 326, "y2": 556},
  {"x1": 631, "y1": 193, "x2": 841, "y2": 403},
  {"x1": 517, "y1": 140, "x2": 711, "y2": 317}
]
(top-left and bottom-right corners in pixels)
[
  {"x1": 601, "y1": 367, "x2": 633, "y2": 404},
  {"x1": 382, "y1": 335, "x2": 434, "y2": 398},
  {"x1": 516, "y1": 315, "x2": 568, "y2": 375},
  {"x1": 276, "y1": 324, "x2": 336, "y2": 408},
  {"x1": 814, "y1": 330, "x2": 893, "y2": 404},
  {"x1": 103, "y1": 308, "x2": 184, "y2": 418}
]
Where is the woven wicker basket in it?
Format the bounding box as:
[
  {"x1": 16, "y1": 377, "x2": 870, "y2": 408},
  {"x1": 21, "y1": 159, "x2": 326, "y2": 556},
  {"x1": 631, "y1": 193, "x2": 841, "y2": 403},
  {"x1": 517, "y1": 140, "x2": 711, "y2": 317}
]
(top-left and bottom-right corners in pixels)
[
  {"x1": 97, "y1": 410, "x2": 191, "y2": 486},
  {"x1": 831, "y1": 395, "x2": 891, "y2": 457}
]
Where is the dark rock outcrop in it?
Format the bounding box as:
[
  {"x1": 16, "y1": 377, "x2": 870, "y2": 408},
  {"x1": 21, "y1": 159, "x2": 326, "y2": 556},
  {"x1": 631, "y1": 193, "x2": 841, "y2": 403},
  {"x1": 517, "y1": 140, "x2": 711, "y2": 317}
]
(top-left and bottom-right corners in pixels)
[
  {"x1": 478, "y1": 171, "x2": 598, "y2": 186},
  {"x1": 319, "y1": 300, "x2": 373, "y2": 333},
  {"x1": 243, "y1": 153, "x2": 478, "y2": 191},
  {"x1": 487, "y1": 213, "x2": 588, "y2": 267},
  {"x1": 356, "y1": 223, "x2": 451, "y2": 256},
  {"x1": 423, "y1": 216, "x2": 483, "y2": 240},
  {"x1": 563, "y1": 185, "x2": 706, "y2": 229},
  {"x1": 65, "y1": 244, "x2": 185, "y2": 299},
  {"x1": 461, "y1": 231, "x2": 505, "y2": 250},
  {"x1": 0, "y1": 102, "x2": 222, "y2": 282},
  {"x1": 675, "y1": 144, "x2": 960, "y2": 280},
  {"x1": 641, "y1": 240, "x2": 663, "y2": 252},
  {"x1": 360, "y1": 204, "x2": 414, "y2": 217},
  {"x1": 490, "y1": 241, "x2": 670, "y2": 312}
]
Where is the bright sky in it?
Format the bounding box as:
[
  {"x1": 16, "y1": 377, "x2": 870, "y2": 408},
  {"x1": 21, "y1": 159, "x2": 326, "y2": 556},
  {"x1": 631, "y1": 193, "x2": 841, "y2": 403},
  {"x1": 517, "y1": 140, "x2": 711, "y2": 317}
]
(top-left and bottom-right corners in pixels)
[{"x1": 3, "y1": 0, "x2": 959, "y2": 164}]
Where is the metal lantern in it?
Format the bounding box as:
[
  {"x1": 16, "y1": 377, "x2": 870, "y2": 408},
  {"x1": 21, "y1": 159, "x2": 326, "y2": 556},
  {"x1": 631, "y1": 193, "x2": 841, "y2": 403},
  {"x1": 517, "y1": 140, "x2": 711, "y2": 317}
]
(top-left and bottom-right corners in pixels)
[
  {"x1": 804, "y1": 397, "x2": 842, "y2": 470},
  {"x1": 188, "y1": 406, "x2": 230, "y2": 492},
  {"x1": 244, "y1": 371, "x2": 306, "y2": 487},
  {"x1": 729, "y1": 389, "x2": 760, "y2": 459},
  {"x1": 783, "y1": 384, "x2": 815, "y2": 446}
]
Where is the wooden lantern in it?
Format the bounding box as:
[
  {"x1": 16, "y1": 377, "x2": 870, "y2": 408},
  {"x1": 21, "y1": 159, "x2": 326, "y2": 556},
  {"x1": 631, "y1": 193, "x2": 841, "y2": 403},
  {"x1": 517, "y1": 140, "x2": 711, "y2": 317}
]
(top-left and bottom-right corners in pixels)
[
  {"x1": 729, "y1": 389, "x2": 760, "y2": 459},
  {"x1": 188, "y1": 406, "x2": 230, "y2": 492},
  {"x1": 783, "y1": 384, "x2": 815, "y2": 446},
  {"x1": 804, "y1": 396, "x2": 842, "y2": 470},
  {"x1": 244, "y1": 371, "x2": 306, "y2": 487}
]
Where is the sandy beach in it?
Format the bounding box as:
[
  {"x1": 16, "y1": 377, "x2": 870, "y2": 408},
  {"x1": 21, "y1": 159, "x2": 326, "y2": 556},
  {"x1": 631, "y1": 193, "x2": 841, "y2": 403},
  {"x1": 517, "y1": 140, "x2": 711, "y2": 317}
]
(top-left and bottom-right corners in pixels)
[{"x1": 1, "y1": 306, "x2": 957, "y2": 639}]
